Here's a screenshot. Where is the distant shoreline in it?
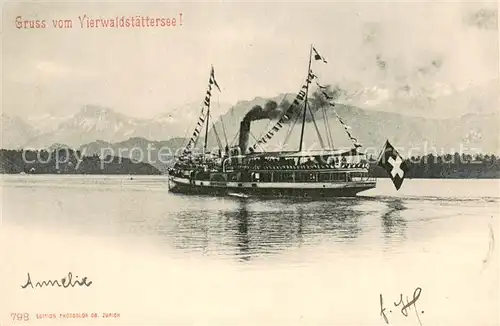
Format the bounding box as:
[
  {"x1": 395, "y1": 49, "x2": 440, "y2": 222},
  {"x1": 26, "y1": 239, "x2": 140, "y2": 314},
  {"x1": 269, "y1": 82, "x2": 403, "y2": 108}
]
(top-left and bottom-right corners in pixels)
[
  {"x1": 1, "y1": 173, "x2": 498, "y2": 180},
  {"x1": 0, "y1": 149, "x2": 161, "y2": 175},
  {"x1": 2, "y1": 148, "x2": 499, "y2": 178}
]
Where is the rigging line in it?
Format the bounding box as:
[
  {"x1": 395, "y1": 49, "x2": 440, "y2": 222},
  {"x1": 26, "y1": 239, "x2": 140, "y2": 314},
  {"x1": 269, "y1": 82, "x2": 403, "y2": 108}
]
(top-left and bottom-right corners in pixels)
[
  {"x1": 320, "y1": 105, "x2": 331, "y2": 149},
  {"x1": 249, "y1": 131, "x2": 266, "y2": 153},
  {"x1": 321, "y1": 105, "x2": 333, "y2": 149},
  {"x1": 298, "y1": 44, "x2": 313, "y2": 153},
  {"x1": 325, "y1": 106, "x2": 335, "y2": 149},
  {"x1": 307, "y1": 105, "x2": 325, "y2": 149},
  {"x1": 283, "y1": 103, "x2": 303, "y2": 149},
  {"x1": 195, "y1": 113, "x2": 207, "y2": 146},
  {"x1": 280, "y1": 98, "x2": 302, "y2": 146},
  {"x1": 212, "y1": 124, "x2": 223, "y2": 150},
  {"x1": 327, "y1": 108, "x2": 334, "y2": 149},
  {"x1": 182, "y1": 101, "x2": 209, "y2": 154},
  {"x1": 192, "y1": 110, "x2": 207, "y2": 151},
  {"x1": 284, "y1": 105, "x2": 303, "y2": 144},
  {"x1": 333, "y1": 106, "x2": 358, "y2": 148},
  {"x1": 192, "y1": 130, "x2": 201, "y2": 150},
  {"x1": 219, "y1": 116, "x2": 229, "y2": 146},
  {"x1": 255, "y1": 93, "x2": 289, "y2": 142},
  {"x1": 209, "y1": 112, "x2": 223, "y2": 150},
  {"x1": 215, "y1": 93, "x2": 228, "y2": 146},
  {"x1": 229, "y1": 126, "x2": 240, "y2": 147}
]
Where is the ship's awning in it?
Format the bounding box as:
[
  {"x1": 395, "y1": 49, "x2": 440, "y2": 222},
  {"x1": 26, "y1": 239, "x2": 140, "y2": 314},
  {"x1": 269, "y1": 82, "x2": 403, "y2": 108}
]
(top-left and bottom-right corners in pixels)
[{"x1": 244, "y1": 148, "x2": 364, "y2": 158}]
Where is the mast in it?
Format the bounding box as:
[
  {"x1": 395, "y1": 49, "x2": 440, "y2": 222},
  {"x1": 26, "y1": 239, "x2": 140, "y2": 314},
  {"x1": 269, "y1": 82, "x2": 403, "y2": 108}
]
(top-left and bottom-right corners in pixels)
[
  {"x1": 203, "y1": 104, "x2": 210, "y2": 154},
  {"x1": 203, "y1": 66, "x2": 212, "y2": 155},
  {"x1": 298, "y1": 45, "x2": 313, "y2": 152}
]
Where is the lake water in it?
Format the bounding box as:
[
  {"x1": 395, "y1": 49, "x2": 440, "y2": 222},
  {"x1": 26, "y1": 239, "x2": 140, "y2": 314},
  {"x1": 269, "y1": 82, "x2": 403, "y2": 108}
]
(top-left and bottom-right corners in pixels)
[{"x1": 1, "y1": 175, "x2": 499, "y2": 326}]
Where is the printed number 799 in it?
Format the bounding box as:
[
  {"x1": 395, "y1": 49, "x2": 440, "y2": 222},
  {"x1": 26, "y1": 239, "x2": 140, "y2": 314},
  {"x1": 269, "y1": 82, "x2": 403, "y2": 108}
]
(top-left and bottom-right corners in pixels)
[{"x1": 11, "y1": 313, "x2": 30, "y2": 321}]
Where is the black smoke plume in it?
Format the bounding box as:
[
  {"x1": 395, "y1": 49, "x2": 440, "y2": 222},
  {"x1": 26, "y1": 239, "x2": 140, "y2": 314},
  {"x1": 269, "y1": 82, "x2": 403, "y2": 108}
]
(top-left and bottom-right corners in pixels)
[
  {"x1": 237, "y1": 86, "x2": 346, "y2": 154},
  {"x1": 238, "y1": 101, "x2": 283, "y2": 154},
  {"x1": 309, "y1": 84, "x2": 345, "y2": 114}
]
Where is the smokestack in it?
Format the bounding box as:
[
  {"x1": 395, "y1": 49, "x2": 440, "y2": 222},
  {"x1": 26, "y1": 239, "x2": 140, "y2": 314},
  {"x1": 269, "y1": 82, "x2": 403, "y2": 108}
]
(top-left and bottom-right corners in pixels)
[
  {"x1": 238, "y1": 101, "x2": 281, "y2": 154},
  {"x1": 238, "y1": 100, "x2": 296, "y2": 154},
  {"x1": 238, "y1": 119, "x2": 252, "y2": 155}
]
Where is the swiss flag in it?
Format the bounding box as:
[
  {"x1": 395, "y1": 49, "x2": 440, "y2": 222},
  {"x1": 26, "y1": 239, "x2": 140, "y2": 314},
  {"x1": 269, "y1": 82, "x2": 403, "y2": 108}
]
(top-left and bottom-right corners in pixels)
[{"x1": 378, "y1": 140, "x2": 409, "y2": 190}]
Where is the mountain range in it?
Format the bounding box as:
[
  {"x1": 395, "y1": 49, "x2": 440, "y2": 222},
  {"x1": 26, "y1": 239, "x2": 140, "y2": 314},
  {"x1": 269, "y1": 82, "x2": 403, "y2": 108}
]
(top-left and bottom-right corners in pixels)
[
  {"x1": 1, "y1": 102, "x2": 232, "y2": 149},
  {"x1": 207, "y1": 94, "x2": 499, "y2": 155},
  {"x1": 1, "y1": 97, "x2": 499, "y2": 158}
]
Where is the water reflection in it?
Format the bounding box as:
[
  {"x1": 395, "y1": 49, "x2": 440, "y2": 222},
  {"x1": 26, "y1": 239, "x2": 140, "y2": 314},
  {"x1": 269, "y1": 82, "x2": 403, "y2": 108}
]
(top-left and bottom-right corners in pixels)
[
  {"x1": 381, "y1": 198, "x2": 407, "y2": 242},
  {"x1": 164, "y1": 198, "x2": 368, "y2": 260},
  {"x1": 235, "y1": 204, "x2": 250, "y2": 261}
]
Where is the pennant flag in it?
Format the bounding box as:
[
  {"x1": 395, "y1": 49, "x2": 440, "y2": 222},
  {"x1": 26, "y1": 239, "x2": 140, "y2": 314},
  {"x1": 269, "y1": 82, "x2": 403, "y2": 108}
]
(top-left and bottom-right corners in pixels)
[
  {"x1": 210, "y1": 66, "x2": 221, "y2": 92},
  {"x1": 308, "y1": 70, "x2": 316, "y2": 80},
  {"x1": 314, "y1": 74, "x2": 361, "y2": 149},
  {"x1": 182, "y1": 66, "x2": 223, "y2": 156},
  {"x1": 312, "y1": 47, "x2": 327, "y2": 63},
  {"x1": 378, "y1": 140, "x2": 409, "y2": 190},
  {"x1": 316, "y1": 81, "x2": 328, "y2": 89},
  {"x1": 322, "y1": 91, "x2": 334, "y2": 100},
  {"x1": 250, "y1": 80, "x2": 311, "y2": 149}
]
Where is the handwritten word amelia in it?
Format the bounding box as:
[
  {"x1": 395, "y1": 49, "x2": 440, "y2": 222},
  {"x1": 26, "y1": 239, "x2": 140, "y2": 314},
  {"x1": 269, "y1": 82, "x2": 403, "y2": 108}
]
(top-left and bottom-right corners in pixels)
[
  {"x1": 15, "y1": 13, "x2": 183, "y2": 29},
  {"x1": 20, "y1": 272, "x2": 92, "y2": 289}
]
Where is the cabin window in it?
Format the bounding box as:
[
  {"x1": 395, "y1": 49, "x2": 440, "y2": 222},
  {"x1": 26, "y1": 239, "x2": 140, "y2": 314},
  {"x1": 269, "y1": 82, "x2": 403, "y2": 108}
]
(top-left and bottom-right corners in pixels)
[
  {"x1": 318, "y1": 173, "x2": 331, "y2": 182},
  {"x1": 277, "y1": 172, "x2": 294, "y2": 182},
  {"x1": 228, "y1": 173, "x2": 239, "y2": 181},
  {"x1": 296, "y1": 172, "x2": 317, "y2": 182},
  {"x1": 330, "y1": 173, "x2": 347, "y2": 181},
  {"x1": 260, "y1": 172, "x2": 272, "y2": 182}
]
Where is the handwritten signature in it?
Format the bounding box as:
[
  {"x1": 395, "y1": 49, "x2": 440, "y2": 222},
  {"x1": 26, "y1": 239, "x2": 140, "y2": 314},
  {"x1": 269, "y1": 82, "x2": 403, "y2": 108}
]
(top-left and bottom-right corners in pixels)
[
  {"x1": 21, "y1": 272, "x2": 92, "y2": 289},
  {"x1": 380, "y1": 287, "x2": 423, "y2": 325}
]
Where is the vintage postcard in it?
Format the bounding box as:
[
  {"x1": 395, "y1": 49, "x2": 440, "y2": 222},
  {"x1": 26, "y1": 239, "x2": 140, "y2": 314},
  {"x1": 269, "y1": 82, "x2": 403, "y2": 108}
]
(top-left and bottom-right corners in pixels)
[{"x1": 1, "y1": 1, "x2": 499, "y2": 325}]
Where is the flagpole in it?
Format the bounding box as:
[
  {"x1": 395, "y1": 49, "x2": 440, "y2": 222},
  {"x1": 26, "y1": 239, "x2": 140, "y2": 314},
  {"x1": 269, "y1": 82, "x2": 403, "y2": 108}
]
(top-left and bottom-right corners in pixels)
[
  {"x1": 203, "y1": 66, "x2": 212, "y2": 157},
  {"x1": 376, "y1": 139, "x2": 388, "y2": 163},
  {"x1": 298, "y1": 44, "x2": 313, "y2": 154}
]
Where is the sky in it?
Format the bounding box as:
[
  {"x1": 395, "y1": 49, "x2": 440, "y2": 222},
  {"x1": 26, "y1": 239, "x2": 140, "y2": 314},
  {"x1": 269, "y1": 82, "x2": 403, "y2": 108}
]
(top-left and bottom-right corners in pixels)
[{"x1": 1, "y1": 0, "x2": 499, "y2": 120}]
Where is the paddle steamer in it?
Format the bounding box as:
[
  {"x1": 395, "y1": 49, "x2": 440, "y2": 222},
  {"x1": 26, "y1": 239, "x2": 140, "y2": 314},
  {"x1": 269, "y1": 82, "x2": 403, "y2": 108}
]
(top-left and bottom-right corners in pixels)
[{"x1": 168, "y1": 46, "x2": 376, "y2": 197}]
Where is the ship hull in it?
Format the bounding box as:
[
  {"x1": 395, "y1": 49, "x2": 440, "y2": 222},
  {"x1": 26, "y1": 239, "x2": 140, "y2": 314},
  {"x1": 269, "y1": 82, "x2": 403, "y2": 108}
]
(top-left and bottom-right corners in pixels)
[{"x1": 168, "y1": 176, "x2": 376, "y2": 198}]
